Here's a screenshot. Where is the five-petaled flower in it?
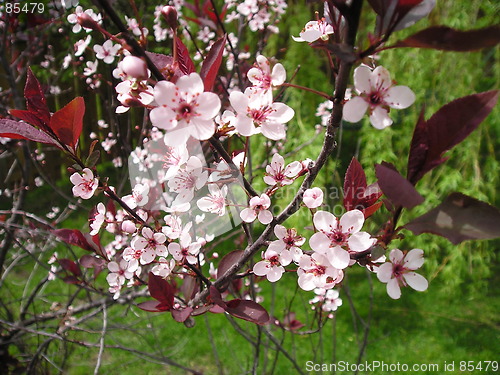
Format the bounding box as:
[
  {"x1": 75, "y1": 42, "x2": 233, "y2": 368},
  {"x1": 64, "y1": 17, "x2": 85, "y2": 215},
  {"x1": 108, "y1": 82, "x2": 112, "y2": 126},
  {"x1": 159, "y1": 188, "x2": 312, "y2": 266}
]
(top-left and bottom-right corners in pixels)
[
  {"x1": 240, "y1": 193, "x2": 273, "y2": 225},
  {"x1": 253, "y1": 248, "x2": 292, "y2": 282},
  {"x1": 309, "y1": 209, "x2": 375, "y2": 269},
  {"x1": 130, "y1": 227, "x2": 168, "y2": 265},
  {"x1": 343, "y1": 65, "x2": 416, "y2": 129},
  {"x1": 376, "y1": 248, "x2": 428, "y2": 299},
  {"x1": 264, "y1": 153, "x2": 301, "y2": 186},
  {"x1": 292, "y1": 17, "x2": 334, "y2": 43},
  {"x1": 70, "y1": 168, "x2": 98, "y2": 200},
  {"x1": 247, "y1": 55, "x2": 286, "y2": 96},
  {"x1": 150, "y1": 73, "x2": 221, "y2": 145},
  {"x1": 268, "y1": 225, "x2": 305, "y2": 262}
]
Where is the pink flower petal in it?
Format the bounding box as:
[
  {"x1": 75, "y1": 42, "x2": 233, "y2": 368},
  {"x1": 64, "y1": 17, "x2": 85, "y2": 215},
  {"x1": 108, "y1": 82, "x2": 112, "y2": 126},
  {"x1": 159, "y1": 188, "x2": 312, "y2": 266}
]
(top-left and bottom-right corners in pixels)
[
  {"x1": 369, "y1": 106, "x2": 392, "y2": 129},
  {"x1": 403, "y1": 272, "x2": 428, "y2": 292},
  {"x1": 385, "y1": 85, "x2": 416, "y2": 109},
  {"x1": 389, "y1": 249, "x2": 404, "y2": 264},
  {"x1": 309, "y1": 232, "x2": 330, "y2": 253},
  {"x1": 386, "y1": 278, "x2": 401, "y2": 299},
  {"x1": 343, "y1": 96, "x2": 369, "y2": 123},
  {"x1": 240, "y1": 207, "x2": 257, "y2": 223},
  {"x1": 348, "y1": 231, "x2": 375, "y2": 252},
  {"x1": 261, "y1": 122, "x2": 286, "y2": 140},
  {"x1": 353, "y1": 65, "x2": 372, "y2": 94},
  {"x1": 313, "y1": 210, "x2": 337, "y2": 232},
  {"x1": 371, "y1": 66, "x2": 392, "y2": 92},
  {"x1": 339, "y1": 209, "x2": 364, "y2": 234},
  {"x1": 376, "y1": 262, "x2": 393, "y2": 283},
  {"x1": 253, "y1": 260, "x2": 271, "y2": 276},
  {"x1": 404, "y1": 248, "x2": 425, "y2": 270},
  {"x1": 327, "y1": 246, "x2": 350, "y2": 269},
  {"x1": 258, "y1": 210, "x2": 273, "y2": 224},
  {"x1": 267, "y1": 266, "x2": 284, "y2": 282}
]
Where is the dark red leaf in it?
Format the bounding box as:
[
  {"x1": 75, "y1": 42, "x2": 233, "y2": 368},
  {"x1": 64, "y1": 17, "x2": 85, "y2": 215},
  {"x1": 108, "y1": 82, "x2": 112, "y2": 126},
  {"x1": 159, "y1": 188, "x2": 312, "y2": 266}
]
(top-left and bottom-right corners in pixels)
[
  {"x1": 25, "y1": 68, "x2": 51, "y2": 127},
  {"x1": 148, "y1": 272, "x2": 174, "y2": 309},
  {"x1": 62, "y1": 276, "x2": 81, "y2": 284},
  {"x1": 171, "y1": 307, "x2": 193, "y2": 322},
  {"x1": 175, "y1": 36, "x2": 196, "y2": 75},
  {"x1": 0, "y1": 118, "x2": 57, "y2": 145},
  {"x1": 137, "y1": 300, "x2": 164, "y2": 312},
  {"x1": 217, "y1": 250, "x2": 244, "y2": 279},
  {"x1": 200, "y1": 34, "x2": 226, "y2": 92},
  {"x1": 49, "y1": 97, "x2": 85, "y2": 149},
  {"x1": 407, "y1": 91, "x2": 498, "y2": 184},
  {"x1": 392, "y1": 25, "x2": 500, "y2": 51},
  {"x1": 209, "y1": 285, "x2": 227, "y2": 308},
  {"x1": 52, "y1": 229, "x2": 96, "y2": 252},
  {"x1": 343, "y1": 158, "x2": 383, "y2": 217},
  {"x1": 375, "y1": 163, "x2": 424, "y2": 209},
  {"x1": 180, "y1": 275, "x2": 199, "y2": 302},
  {"x1": 9, "y1": 109, "x2": 47, "y2": 129},
  {"x1": 225, "y1": 299, "x2": 270, "y2": 325},
  {"x1": 58, "y1": 258, "x2": 82, "y2": 277},
  {"x1": 405, "y1": 193, "x2": 500, "y2": 244}
]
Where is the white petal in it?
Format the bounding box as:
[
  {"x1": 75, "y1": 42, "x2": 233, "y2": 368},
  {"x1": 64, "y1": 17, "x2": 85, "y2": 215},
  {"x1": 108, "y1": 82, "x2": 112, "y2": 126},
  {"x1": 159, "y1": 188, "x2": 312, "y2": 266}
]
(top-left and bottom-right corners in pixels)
[
  {"x1": 258, "y1": 210, "x2": 273, "y2": 224},
  {"x1": 154, "y1": 81, "x2": 178, "y2": 105},
  {"x1": 190, "y1": 118, "x2": 216, "y2": 141},
  {"x1": 313, "y1": 210, "x2": 337, "y2": 232},
  {"x1": 298, "y1": 273, "x2": 316, "y2": 291},
  {"x1": 150, "y1": 106, "x2": 177, "y2": 130},
  {"x1": 385, "y1": 86, "x2": 416, "y2": 109},
  {"x1": 229, "y1": 91, "x2": 249, "y2": 114},
  {"x1": 268, "y1": 240, "x2": 285, "y2": 253},
  {"x1": 261, "y1": 122, "x2": 286, "y2": 140},
  {"x1": 376, "y1": 262, "x2": 393, "y2": 282},
  {"x1": 369, "y1": 106, "x2": 393, "y2": 129},
  {"x1": 234, "y1": 115, "x2": 255, "y2": 137},
  {"x1": 177, "y1": 73, "x2": 204, "y2": 96},
  {"x1": 389, "y1": 249, "x2": 404, "y2": 264},
  {"x1": 404, "y1": 248, "x2": 424, "y2": 270},
  {"x1": 386, "y1": 278, "x2": 401, "y2": 299},
  {"x1": 339, "y1": 209, "x2": 364, "y2": 234},
  {"x1": 371, "y1": 66, "x2": 392, "y2": 91},
  {"x1": 348, "y1": 232, "x2": 375, "y2": 252},
  {"x1": 271, "y1": 63, "x2": 286, "y2": 86},
  {"x1": 253, "y1": 261, "x2": 271, "y2": 276},
  {"x1": 240, "y1": 208, "x2": 257, "y2": 223},
  {"x1": 403, "y1": 272, "x2": 428, "y2": 292},
  {"x1": 343, "y1": 97, "x2": 369, "y2": 123},
  {"x1": 196, "y1": 92, "x2": 221, "y2": 119},
  {"x1": 309, "y1": 232, "x2": 330, "y2": 253},
  {"x1": 327, "y1": 246, "x2": 350, "y2": 269},
  {"x1": 273, "y1": 224, "x2": 287, "y2": 239},
  {"x1": 353, "y1": 65, "x2": 372, "y2": 94},
  {"x1": 269, "y1": 103, "x2": 294, "y2": 123},
  {"x1": 267, "y1": 266, "x2": 284, "y2": 282}
]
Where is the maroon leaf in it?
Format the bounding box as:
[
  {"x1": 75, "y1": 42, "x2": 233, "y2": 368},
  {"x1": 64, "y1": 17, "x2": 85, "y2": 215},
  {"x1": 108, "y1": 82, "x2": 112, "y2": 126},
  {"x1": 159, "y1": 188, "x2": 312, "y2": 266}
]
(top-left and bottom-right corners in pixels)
[
  {"x1": 25, "y1": 68, "x2": 51, "y2": 127},
  {"x1": 209, "y1": 285, "x2": 227, "y2": 308},
  {"x1": 79, "y1": 254, "x2": 106, "y2": 278},
  {"x1": 171, "y1": 307, "x2": 193, "y2": 322},
  {"x1": 217, "y1": 250, "x2": 244, "y2": 279},
  {"x1": 137, "y1": 300, "x2": 164, "y2": 312},
  {"x1": 343, "y1": 158, "x2": 383, "y2": 217},
  {"x1": 225, "y1": 299, "x2": 270, "y2": 325},
  {"x1": 58, "y1": 258, "x2": 82, "y2": 277},
  {"x1": 405, "y1": 193, "x2": 500, "y2": 244},
  {"x1": 49, "y1": 97, "x2": 85, "y2": 149},
  {"x1": 392, "y1": 25, "x2": 500, "y2": 51},
  {"x1": 62, "y1": 276, "x2": 81, "y2": 284},
  {"x1": 368, "y1": 0, "x2": 428, "y2": 35},
  {"x1": 175, "y1": 36, "x2": 196, "y2": 75},
  {"x1": 375, "y1": 163, "x2": 424, "y2": 209},
  {"x1": 0, "y1": 118, "x2": 57, "y2": 145},
  {"x1": 52, "y1": 228, "x2": 96, "y2": 252},
  {"x1": 9, "y1": 109, "x2": 47, "y2": 130},
  {"x1": 407, "y1": 91, "x2": 498, "y2": 184},
  {"x1": 180, "y1": 275, "x2": 199, "y2": 302},
  {"x1": 199, "y1": 34, "x2": 226, "y2": 92},
  {"x1": 148, "y1": 272, "x2": 174, "y2": 310}
]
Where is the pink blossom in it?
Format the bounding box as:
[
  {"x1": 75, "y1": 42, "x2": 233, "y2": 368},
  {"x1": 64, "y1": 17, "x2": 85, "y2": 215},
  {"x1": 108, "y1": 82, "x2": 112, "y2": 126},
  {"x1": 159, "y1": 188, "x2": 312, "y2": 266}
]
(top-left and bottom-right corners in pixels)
[
  {"x1": 93, "y1": 40, "x2": 121, "y2": 64},
  {"x1": 130, "y1": 227, "x2": 167, "y2": 265},
  {"x1": 229, "y1": 89, "x2": 294, "y2": 140},
  {"x1": 292, "y1": 18, "x2": 334, "y2": 43},
  {"x1": 122, "y1": 183, "x2": 150, "y2": 209},
  {"x1": 240, "y1": 194, "x2": 273, "y2": 225},
  {"x1": 67, "y1": 6, "x2": 102, "y2": 33},
  {"x1": 303, "y1": 187, "x2": 324, "y2": 208},
  {"x1": 309, "y1": 288, "x2": 343, "y2": 313},
  {"x1": 247, "y1": 55, "x2": 286, "y2": 93},
  {"x1": 120, "y1": 55, "x2": 149, "y2": 80},
  {"x1": 167, "y1": 156, "x2": 208, "y2": 205},
  {"x1": 168, "y1": 232, "x2": 201, "y2": 265},
  {"x1": 343, "y1": 65, "x2": 416, "y2": 129},
  {"x1": 376, "y1": 248, "x2": 428, "y2": 299},
  {"x1": 253, "y1": 248, "x2": 292, "y2": 282},
  {"x1": 196, "y1": 184, "x2": 228, "y2": 216},
  {"x1": 264, "y1": 153, "x2": 301, "y2": 186},
  {"x1": 151, "y1": 257, "x2": 176, "y2": 278},
  {"x1": 309, "y1": 210, "x2": 375, "y2": 269},
  {"x1": 150, "y1": 73, "x2": 221, "y2": 145},
  {"x1": 106, "y1": 259, "x2": 136, "y2": 288},
  {"x1": 297, "y1": 253, "x2": 343, "y2": 291},
  {"x1": 89, "y1": 203, "x2": 106, "y2": 235},
  {"x1": 268, "y1": 225, "x2": 305, "y2": 262},
  {"x1": 70, "y1": 168, "x2": 98, "y2": 200}
]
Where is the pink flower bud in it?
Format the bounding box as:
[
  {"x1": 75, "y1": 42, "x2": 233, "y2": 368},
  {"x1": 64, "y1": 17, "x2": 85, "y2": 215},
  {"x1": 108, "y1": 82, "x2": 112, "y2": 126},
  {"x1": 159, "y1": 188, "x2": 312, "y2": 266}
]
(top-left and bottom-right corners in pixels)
[
  {"x1": 121, "y1": 220, "x2": 136, "y2": 234},
  {"x1": 161, "y1": 6, "x2": 178, "y2": 29},
  {"x1": 121, "y1": 56, "x2": 148, "y2": 80}
]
